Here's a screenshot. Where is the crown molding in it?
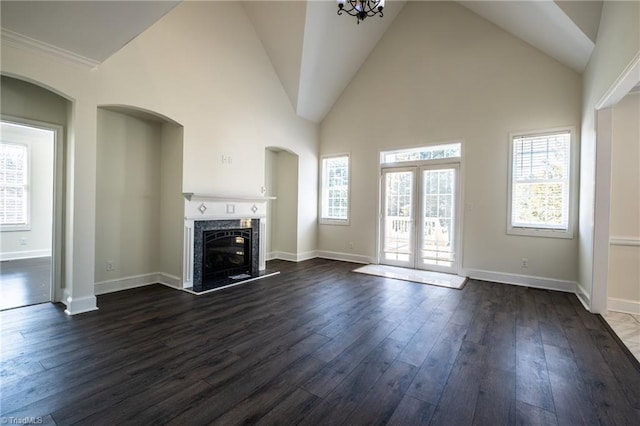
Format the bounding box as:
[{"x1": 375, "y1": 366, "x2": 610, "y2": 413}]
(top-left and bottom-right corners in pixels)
[{"x1": 1, "y1": 28, "x2": 100, "y2": 69}]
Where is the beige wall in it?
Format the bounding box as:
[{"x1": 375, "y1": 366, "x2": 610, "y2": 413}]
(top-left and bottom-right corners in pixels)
[
  {"x1": 96, "y1": 110, "x2": 184, "y2": 285},
  {"x1": 320, "y1": 1, "x2": 582, "y2": 283},
  {"x1": 580, "y1": 0, "x2": 640, "y2": 310},
  {"x1": 608, "y1": 92, "x2": 640, "y2": 309},
  {"x1": 95, "y1": 109, "x2": 162, "y2": 282},
  {"x1": 1, "y1": 1, "x2": 318, "y2": 311}
]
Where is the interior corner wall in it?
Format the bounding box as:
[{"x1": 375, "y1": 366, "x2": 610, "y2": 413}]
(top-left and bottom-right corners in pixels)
[
  {"x1": 159, "y1": 123, "x2": 184, "y2": 280},
  {"x1": 607, "y1": 92, "x2": 640, "y2": 311},
  {"x1": 95, "y1": 109, "x2": 161, "y2": 283},
  {"x1": 580, "y1": 0, "x2": 640, "y2": 309},
  {"x1": 319, "y1": 1, "x2": 582, "y2": 284}
]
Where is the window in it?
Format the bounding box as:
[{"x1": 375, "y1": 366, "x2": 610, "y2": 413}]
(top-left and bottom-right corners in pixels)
[
  {"x1": 321, "y1": 154, "x2": 350, "y2": 224},
  {"x1": 381, "y1": 143, "x2": 461, "y2": 165},
  {"x1": 0, "y1": 141, "x2": 29, "y2": 230},
  {"x1": 508, "y1": 129, "x2": 572, "y2": 238}
]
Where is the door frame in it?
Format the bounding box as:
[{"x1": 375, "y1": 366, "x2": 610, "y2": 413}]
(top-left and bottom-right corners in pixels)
[
  {"x1": 1, "y1": 115, "x2": 64, "y2": 304},
  {"x1": 415, "y1": 162, "x2": 461, "y2": 274},
  {"x1": 377, "y1": 144, "x2": 465, "y2": 276},
  {"x1": 379, "y1": 166, "x2": 417, "y2": 268}
]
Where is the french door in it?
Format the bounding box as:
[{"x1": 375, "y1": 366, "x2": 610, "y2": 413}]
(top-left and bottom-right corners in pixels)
[{"x1": 380, "y1": 163, "x2": 460, "y2": 274}]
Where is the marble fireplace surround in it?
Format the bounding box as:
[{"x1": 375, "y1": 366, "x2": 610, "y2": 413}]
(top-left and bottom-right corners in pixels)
[{"x1": 182, "y1": 193, "x2": 275, "y2": 293}]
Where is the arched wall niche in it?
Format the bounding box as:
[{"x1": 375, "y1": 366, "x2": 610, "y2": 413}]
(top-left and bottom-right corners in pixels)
[
  {"x1": 98, "y1": 104, "x2": 183, "y2": 127},
  {"x1": 94, "y1": 104, "x2": 185, "y2": 293},
  {"x1": 265, "y1": 146, "x2": 300, "y2": 260}
]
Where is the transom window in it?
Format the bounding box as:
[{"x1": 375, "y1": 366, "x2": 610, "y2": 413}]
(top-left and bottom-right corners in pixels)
[
  {"x1": 508, "y1": 129, "x2": 573, "y2": 238},
  {"x1": 381, "y1": 143, "x2": 461, "y2": 165},
  {"x1": 320, "y1": 154, "x2": 350, "y2": 225}
]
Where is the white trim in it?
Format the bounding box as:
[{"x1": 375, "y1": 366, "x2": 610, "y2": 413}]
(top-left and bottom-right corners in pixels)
[
  {"x1": 589, "y1": 51, "x2": 640, "y2": 315},
  {"x1": 183, "y1": 193, "x2": 275, "y2": 202},
  {"x1": 462, "y1": 268, "x2": 577, "y2": 293},
  {"x1": 507, "y1": 127, "x2": 575, "y2": 239},
  {"x1": 575, "y1": 283, "x2": 591, "y2": 311},
  {"x1": 595, "y1": 51, "x2": 640, "y2": 109},
  {"x1": 0, "y1": 249, "x2": 51, "y2": 261},
  {"x1": 591, "y1": 108, "x2": 614, "y2": 315},
  {"x1": 62, "y1": 294, "x2": 98, "y2": 316},
  {"x1": 316, "y1": 250, "x2": 373, "y2": 265},
  {"x1": 94, "y1": 272, "x2": 182, "y2": 295},
  {"x1": 270, "y1": 250, "x2": 318, "y2": 262},
  {"x1": 2, "y1": 116, "x2": 64, "y2": 305},
  {"x1": 608, "y1": 297, "x2": 640, "y2": 315},
  {"x1": 319, "y1": 153, "x2": 351, "y2": 226},
  {"x1": 610, "y1": 236, "x2": 640, "y2": 247},
  {"x1": 156, "y1": 273, "x2": 181, "y2": 289},
  {"x1": 1, "y1": 28, "x2": 100, "y2": 69}
]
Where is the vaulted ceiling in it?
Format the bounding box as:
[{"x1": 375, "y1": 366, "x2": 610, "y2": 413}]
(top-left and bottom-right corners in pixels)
[{"x1": 1, "y1": 1, "x2": 603, "y2": 123}]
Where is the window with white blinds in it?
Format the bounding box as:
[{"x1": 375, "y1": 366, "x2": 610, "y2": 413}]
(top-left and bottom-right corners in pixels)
[
  {"x1": 508, "y1": 129, "x2": 573, "y2": 238},
  {"x1": 321, "y1": 154, "x2": 350, "y2": 225},
  {"x1": 0, "y1": 142, "x2": 29, "y2": 228}
]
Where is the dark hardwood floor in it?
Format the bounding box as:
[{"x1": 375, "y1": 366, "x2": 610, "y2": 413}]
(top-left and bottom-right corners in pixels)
[
  {"x1": 0, "y1": 257, "x2": 51, "y2": 311},
  {"x1": 1, "y1": 258, "x2": 639, "y2": 425}
]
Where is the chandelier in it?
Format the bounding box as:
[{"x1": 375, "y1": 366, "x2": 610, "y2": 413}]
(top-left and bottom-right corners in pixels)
[{"x1": 337, "y1": 0, "x2": 385, "y2": 24}]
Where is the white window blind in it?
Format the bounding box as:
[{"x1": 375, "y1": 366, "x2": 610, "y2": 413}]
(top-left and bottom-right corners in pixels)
[
  {"x1": 0, "y1": 142, "x2": 29, "y2": 227},
  {"x1": 321, "y1": 155, "x2": 349, "y2": 223},
  {"x1": 510, "y1": 130, "x2": 571, "y2": 233}
]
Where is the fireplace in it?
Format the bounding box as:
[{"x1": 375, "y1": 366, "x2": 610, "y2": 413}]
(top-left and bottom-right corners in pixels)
[
  {"x1": 182, "y1": 193, "x2": 272, "y2": 293},
  {"x1": 192, "y1": 218, "x2": 260, "y2": 292},
  {"x1": 203, "y1": 228, "x2": 252, "y2": 281}
]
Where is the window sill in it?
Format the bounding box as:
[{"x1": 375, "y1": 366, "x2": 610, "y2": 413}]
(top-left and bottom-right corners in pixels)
[
  {"x1": 1, "y1": 224, "x2": 31, "y2": 232},
  {"x1": 507, "y1": 227, "x2": 573, "y2": 239},
  {"x1": 320, "y1": 219, "x2": 350, "y2": 226}
]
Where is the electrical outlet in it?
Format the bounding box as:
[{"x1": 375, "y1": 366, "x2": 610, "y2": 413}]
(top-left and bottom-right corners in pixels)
[
  {"x1": 521, "y1": 258, "x2": 528, "y2": 268},
  {"x1": 106, "y1": 260, "x2": 115, "y2": 271},
  {"x1": 349, "y1": 241, "x2": 354, "y2": 249},
  {"x1": 19, "y1": 238, "x2": 27, "y2": 245}
]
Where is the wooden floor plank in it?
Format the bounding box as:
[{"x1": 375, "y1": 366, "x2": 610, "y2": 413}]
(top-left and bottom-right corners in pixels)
[{"x1": 1, "y1": 258, "x2": 639, "y2": 425}]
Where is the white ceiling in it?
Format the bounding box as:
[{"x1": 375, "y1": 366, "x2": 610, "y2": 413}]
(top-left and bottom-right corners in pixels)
[
  {"x1": 1, "y1": 0, "x2": 181, "y2": 65},
  {"x1": 1, "y1": 1, "x2": 603, "y2": 122}
]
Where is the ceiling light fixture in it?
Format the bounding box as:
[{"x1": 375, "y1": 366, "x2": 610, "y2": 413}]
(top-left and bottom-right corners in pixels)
[{"x1": 337, "y1": 0, "x2": 385, "y2": 24}]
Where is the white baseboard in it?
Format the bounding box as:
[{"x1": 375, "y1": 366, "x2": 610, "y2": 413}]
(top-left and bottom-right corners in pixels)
[
  {"x1": 462, "y1": 268, "x2": 577, "y2": 293},
  {"x1": 0, "y1": 249, "x2": 51, "y2": 261},
  {"x1": 316, "y1": 250, "x2": 373, "y2": 265},
  {"x1": 95, "y1": 272, "x2": 181, "y2": 295},
  {"x1": 575, "y1": 283, "x2": 591, "y2": 311},
  {"x1": 156, "y1": 273, "x2": 181, "y2": 289},
  {"x1": 269, "y1": 250, "x2": 318, "y2": 262},
  {"x1": 62, "y1": 290, "x2": 98, "y2": 316},
  {"x1": 608, "y1": 297, "x2": 640, "y2": 315}
]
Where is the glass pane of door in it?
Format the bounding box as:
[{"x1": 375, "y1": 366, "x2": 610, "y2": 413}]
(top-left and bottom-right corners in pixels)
[
  {"x1": 418, "y1": 166, "x2": 458, "y2": 273},
  {"x1": 381, "y1": 169, "x2": 415, "y2": 267}
]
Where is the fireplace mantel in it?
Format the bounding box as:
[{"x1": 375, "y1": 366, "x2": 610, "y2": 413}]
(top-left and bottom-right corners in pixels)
[
  {"x1": 183, "y1": 193, "x2": 276, "y2": 202},
  {"x1": 182, "y1": 193, "x2": 271, "y2": 290}
]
